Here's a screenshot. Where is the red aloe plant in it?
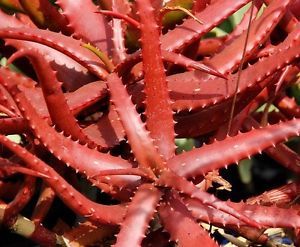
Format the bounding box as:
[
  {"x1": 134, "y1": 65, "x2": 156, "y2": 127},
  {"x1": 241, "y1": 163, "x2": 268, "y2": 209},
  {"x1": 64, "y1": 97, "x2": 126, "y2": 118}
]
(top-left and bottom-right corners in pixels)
[{"x1": 0, "y1": 0, "x2": 300, "y2": 246}]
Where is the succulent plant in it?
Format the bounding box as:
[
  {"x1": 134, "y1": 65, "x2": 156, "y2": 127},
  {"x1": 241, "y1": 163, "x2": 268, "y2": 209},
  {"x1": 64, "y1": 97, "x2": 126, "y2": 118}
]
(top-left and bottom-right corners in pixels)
[{"x1": 0, "y1": 0, "x2": 300, "y2": 246}]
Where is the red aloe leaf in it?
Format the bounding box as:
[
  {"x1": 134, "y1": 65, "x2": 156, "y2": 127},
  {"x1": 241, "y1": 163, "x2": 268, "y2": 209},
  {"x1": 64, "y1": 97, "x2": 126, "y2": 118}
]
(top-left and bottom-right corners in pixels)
[
  {"x1": 63, "y1": 222, "x2": 117, "y2": 247},
  {"x1": 185, "y1": 197, "x2": 300, "y2": 228},
  {"x1": 0, "y1": 134, "x2": 126, "y2": 225},
  {"x1": 19, "y1": 0, "x2": 71, "y2": 33},
  {"x1": 0, "y1": 83, "x2": 20, "y2": 116},
  {"x1": 8, "y1": 49, "x2": 101, "y2": 149},
  {"x1": 9, "y1": 49, "x2": 105, "y2": 150},
  {"x1": 91, "y1": 168, "x2": 155, "y2": 182},
  {"x1": 168, "y1": 25, "x2": 300, "y2": 112},
  {"x1": 107, "y1": 73, "x2": 165, "y2": 175},
  {"x1": 275, "y1": 93, "x2": 300, "y2": 118},
  {"x1": 83, "y1": 106, "x2": 126, "y2": 149},
  {"x1": 118, "y1": 49, "x2": 226, "y2": 79},
  {"x1": 56, "y1": 0, "x2": 113, "y2": 55},
  {"x1": 0, "y1": 68, "x2": 122, "y2": 147},
  {"x1": 0, "y1": 157, "x2": 49, "y2": 178},
  {"x1": 15, "y1": 12, "x2": 37, "y2": 26},
  {"x1": 197, "y1": 36, "x2": 226, "y2": 56},
  {"x1": 169, "y1": 118, "x2": 300, "y2": 178},
  {"x1": 291, "y1": 0, "x2": 300, "y2": 19},
  {"x1": 159, "y1": 192, "x2": 218, "y2": 247},
  {"x1": 211, "y1": 88, "x2": 267, "y2": 140},
  {"x1": 114, "y1": 184, "x2": 161, "y2": 247},
  {"x1": 136, "y1": 0, "x2": 175, "y2": 160},
  {"x1": 0, "y1": 117, "x2": 27, "y2": 135},
  {"x1": 65, "y1": 80, "x2": 107, "y2": 116},
  {"x1": 161, "y1": 0, "x2": 251, "y2": 52},
  {"x1": 208, "y1": 0, "x2": 292, "y2": 73},
  {"x1": 0, "y1": 7, "x2": 29, "y2": 28},
  {"x1": 0, "y1": 27, "x2": 108, "y2": 79},
  {"x1": 111, "y1": 0, "x2": 131, "y2": 63},
  {"x1": 161, "y1": 50, "x2": 226, "y2": 79},
  {"x1": 130, "y1": 25, "x2": 300, "y2": 119},
  {"x1": 4, "y1": 38, "x2": 96, "y2": 91},
  {"x1": 265, "y1": 0, "x2": 299, "y2": 33},
  {"x1": 0, "y1": 104, "x2": 16, "y2": 117},
  {"x1": 243, "y1": 116, "x2": 300, "y2": 174},
  {"x1": 96, "y1": 9, "x2": 140, "y2": 29},
  {"x1": 3, "y1": 176, "x2": 35, "y2": 225},
  {"x1": 96, "y1": 9, "x2": 225, "y2": 79},
  {"x1": 0, "y1": 66, "x2": 106, "y2": 119},
  {"x1": 156, "y1": 171, "x2": 261, "y2": 228},
  {"x1": 225, "y1": 0, "x2": 263, "y2": 44},
  {"x1": 0, "y1": 79, "x2": 138, "y2": 191},
  {"x1": 261, "y1": 140, "x2": 300, "y2": 173},
  {"x1": 192, "y1": 0, "x2": 210, "y2": 12},
  {"x1": 165, "y1": 39, "x2": 300, "y2": 137},
  {"x1": 0, "y1": 10, "x2": 97, "y2": 90}
]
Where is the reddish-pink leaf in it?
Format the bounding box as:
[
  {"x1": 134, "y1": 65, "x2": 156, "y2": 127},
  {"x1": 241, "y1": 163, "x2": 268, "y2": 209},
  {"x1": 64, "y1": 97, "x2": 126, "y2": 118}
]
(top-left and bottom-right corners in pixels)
[
  {"x1": 136, "y1": 0, "x2": 175, "y2": 160},
  {"x1": 114, "y1": 184, "x2": 161, "y2": 247}
]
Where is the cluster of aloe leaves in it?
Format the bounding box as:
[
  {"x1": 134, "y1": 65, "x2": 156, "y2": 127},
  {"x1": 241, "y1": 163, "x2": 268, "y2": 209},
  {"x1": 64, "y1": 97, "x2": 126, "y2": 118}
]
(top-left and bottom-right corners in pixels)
[{"x1": 0, "y1": 0, "x2": 300, "y2": 246}]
